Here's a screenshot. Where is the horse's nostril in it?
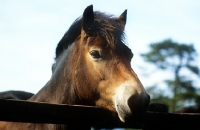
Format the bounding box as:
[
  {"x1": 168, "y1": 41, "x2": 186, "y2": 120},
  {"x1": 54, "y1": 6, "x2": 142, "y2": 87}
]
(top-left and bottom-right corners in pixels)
[
  {"x1": 129, "y1": 93, "x2": 149, "y2": 107},
  {"x1": 114, "y1": 82, "x2": 150, "y2": 122},
  {"x1": 127, "y1": 93, "x2": 150, "y2": 117}
]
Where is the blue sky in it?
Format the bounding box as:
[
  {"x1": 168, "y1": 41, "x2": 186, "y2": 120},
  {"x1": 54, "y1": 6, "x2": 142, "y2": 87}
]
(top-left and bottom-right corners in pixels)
[{"x1": 0, "y1": 0, "x2": 200, "y2": 93}]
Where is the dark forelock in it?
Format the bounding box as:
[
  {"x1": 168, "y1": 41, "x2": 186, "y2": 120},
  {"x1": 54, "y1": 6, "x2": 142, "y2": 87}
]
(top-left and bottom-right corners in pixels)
[{"x1": 55, "y1": 11, "x2": 126, "y2": 59}]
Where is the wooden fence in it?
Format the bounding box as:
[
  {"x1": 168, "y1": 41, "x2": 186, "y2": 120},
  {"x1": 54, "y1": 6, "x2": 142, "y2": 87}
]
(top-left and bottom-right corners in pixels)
[{"x1": 0, "y1": 99, "x2": 200, "y2": 129}]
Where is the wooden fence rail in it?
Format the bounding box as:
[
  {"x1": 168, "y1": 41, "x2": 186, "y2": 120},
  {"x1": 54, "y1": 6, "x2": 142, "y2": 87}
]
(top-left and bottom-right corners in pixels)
[{"x1": 0, "y1": 99, "x2": 200, "y2": 129}]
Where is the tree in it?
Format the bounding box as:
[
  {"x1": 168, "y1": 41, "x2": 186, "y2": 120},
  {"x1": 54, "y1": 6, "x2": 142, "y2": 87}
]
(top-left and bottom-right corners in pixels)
[{"x1": 141, "y1": 39, "x2": 200, "y2": 112}]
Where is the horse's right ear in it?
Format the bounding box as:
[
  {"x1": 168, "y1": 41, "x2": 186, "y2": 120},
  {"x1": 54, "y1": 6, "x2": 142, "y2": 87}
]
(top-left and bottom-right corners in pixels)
[
  {"x1": 82, "y1": 5, "x2": 94, "y2": 36},
  {"x1": 118, "y1": 9, "x2": 127, "y2": 29}
]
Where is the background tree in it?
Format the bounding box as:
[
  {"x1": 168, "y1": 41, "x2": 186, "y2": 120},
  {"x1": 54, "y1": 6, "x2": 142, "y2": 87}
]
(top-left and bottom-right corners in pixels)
[{"x1": 141, "y1": 39, "x2": 200, "y2": 112}]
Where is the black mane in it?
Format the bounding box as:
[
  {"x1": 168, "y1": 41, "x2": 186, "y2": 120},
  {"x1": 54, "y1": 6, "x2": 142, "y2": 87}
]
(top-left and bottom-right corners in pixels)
[
  {"x1": 55, "y1": 17, "x2": 82, "y2": 59},
  {"x1": 55, "y1": 11, "x2": 126, "y2": 59}
]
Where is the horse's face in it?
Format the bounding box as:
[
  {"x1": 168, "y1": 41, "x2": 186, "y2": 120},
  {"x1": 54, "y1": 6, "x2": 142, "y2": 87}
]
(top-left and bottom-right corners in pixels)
[{"x1": 70, "y1": 5, "x2": 150, "y2": 122}]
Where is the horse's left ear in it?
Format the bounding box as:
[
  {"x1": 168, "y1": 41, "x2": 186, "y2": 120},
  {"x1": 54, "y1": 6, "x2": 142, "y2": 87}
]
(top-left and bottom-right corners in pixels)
[
  {"x1": 118, "y1": 9, "x2": 127, "y2": 27},
  {"x1": 82, "y1": 5, "x2": 94, "y2": 36}
]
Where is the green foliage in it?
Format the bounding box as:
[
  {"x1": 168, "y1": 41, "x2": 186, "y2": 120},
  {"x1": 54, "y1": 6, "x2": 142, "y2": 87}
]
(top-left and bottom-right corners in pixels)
[{"x1": 141, "y1": 39, "x2": 200, "y2": 112}]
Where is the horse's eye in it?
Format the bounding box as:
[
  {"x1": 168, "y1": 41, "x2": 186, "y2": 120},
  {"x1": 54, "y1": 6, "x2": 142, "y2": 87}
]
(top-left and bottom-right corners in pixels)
[{"x1": 90, "y1": 50, "x2": 101, "y2": 59}]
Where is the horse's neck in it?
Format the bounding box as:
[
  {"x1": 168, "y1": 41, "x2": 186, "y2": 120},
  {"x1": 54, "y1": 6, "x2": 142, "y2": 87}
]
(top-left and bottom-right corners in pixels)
[
  {"x1": 27, "y1": 78, "x2": 91, "y2": 130},
  {"x1": 29, "y1": 79, "x2": 77, "y2": 104},
  {"x1": 25, "y1": 49, "x2": 92, "y2": 129}
]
